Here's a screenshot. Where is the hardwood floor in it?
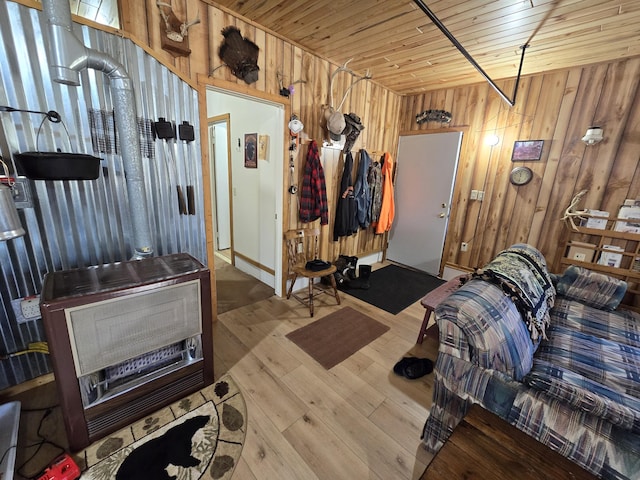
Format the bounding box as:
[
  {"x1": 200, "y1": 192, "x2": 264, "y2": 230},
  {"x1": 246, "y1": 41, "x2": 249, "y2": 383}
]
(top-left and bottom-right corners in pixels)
[
  {"x1": 3, "y1": 262, "x2": 439, "y2": 479},
  {"x1": 213, "y1": 272, "x2": 439, "y2": 479}
]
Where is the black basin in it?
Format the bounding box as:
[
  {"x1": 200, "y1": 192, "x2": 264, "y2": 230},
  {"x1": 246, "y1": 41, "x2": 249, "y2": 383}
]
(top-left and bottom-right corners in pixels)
[{"x1": 14, "y1": 152, "x2": 101, "y2": 180}]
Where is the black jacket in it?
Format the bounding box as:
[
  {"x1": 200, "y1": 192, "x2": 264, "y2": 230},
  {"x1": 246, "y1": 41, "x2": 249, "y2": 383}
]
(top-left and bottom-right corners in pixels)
[{"x1": 334, "y1": 152, "x2": 359, "y2": 240}]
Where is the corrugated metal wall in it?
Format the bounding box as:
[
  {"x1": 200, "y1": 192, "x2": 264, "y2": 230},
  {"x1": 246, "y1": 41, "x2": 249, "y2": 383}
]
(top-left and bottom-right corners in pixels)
[{"x1": 0, "y1": 2, "x2": 206, "y2": 389}]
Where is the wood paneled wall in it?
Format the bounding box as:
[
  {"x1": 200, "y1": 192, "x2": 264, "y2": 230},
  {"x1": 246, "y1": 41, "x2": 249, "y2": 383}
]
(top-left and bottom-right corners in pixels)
[
  {"x1": 28, "y1": 0, "x2": 640, "y2": 277},
  {"x1": 400, "y1": 57, "x2": 640, "y2": 273},
  {"x1": 119, "y1": 0, "x2": 401, "y2": 264}
]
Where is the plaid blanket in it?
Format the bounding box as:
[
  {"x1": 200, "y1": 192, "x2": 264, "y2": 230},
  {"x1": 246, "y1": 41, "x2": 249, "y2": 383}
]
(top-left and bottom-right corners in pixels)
[{"x1": 473, "y1": 244, "x2": 555, "y2": 341}]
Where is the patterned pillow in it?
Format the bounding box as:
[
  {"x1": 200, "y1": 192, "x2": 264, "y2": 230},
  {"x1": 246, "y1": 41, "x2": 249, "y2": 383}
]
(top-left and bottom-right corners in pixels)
[{"x1": 556, "y1": 265, "x2": 627, "y2": 311}]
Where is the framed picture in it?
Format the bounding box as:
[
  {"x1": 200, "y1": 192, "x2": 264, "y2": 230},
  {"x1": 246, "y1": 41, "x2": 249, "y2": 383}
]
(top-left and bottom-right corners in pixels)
[
  {"x1": 244, "y1": 133, "x2": 257, "y2": 168},
  {"x1": 258, "y1": 134, "x2": 269, "y2": 161},
  {"x1": 511, "y1": 140, "x2": 544, "y2": 161}
]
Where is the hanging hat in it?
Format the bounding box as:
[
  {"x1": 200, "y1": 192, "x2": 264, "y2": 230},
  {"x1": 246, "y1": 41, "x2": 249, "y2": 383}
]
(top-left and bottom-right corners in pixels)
[
  {"x1": 345, "y1": 113, "x2": 364, "y2": 132},
  {"x1": 343, "y1": 113, "x2": 365, "y2": 153},
  {"x1": 341, "y1": 115, "x2": 353, "y2": 137},
  {"x1": 327, "y1": 110, "x2": 346, "y2": 141}
]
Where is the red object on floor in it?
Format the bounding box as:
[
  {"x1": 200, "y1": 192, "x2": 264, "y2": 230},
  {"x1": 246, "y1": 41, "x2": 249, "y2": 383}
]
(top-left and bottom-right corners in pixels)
[
  {"x1": 37, "y1": 454, "x2": 80, "y2": 480},
  {"x1": 417, "y1": 275, "x2": 466, "y2": 344}
]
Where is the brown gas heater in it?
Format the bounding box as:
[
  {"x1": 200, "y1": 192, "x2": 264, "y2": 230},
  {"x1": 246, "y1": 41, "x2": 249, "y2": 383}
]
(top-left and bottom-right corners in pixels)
[{"x1": 40, "y1": 253, "x2": 213, "y2": 451}]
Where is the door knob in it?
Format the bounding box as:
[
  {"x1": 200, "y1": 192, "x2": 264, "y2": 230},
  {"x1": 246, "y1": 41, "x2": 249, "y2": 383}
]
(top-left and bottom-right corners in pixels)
[{"x1": 439, "y1": 212, "x2": 446, "y2": 218}]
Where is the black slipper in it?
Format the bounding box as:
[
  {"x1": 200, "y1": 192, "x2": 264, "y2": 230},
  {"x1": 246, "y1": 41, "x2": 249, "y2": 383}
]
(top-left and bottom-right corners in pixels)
[
  {"x1": 403, "y1": 358, "x2": 433, "y2": 379},
  {"x1": 393, "y1": 357, "x2": 418, "y2": 375}
]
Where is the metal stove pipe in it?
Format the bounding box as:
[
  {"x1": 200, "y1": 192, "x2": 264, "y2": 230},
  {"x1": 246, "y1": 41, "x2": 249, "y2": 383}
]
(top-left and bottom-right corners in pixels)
[{"x1": 42, "y1": 0, "x2": 153, "y2": 259}]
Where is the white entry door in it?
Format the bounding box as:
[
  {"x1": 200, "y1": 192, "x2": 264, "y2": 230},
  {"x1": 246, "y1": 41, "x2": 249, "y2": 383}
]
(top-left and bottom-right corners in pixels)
[{"x1": 387, "y1": 132, "x2": 462, "y2": 275}]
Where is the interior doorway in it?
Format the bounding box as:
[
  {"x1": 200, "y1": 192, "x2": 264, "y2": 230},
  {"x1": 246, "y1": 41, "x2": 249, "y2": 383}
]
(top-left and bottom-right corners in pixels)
[
  {"x1": 387, "y1": 131, "x2": 463, "y2": 276},
  {"x1": 205, "y1": 87, "x2": 285, "y2": 296},
  {"x1": 208, "y1": 115, "x2": 232, "y2": 264}
]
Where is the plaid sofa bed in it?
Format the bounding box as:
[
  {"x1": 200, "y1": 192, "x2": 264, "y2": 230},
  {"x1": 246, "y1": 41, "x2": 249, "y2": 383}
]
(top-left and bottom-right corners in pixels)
[{"x1": 422, "y1": 244, "x2": 640, "y2": 479}]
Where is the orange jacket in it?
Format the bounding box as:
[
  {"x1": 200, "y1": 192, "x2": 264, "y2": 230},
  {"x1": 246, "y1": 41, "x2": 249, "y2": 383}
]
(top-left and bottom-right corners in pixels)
[{"x1": 375, "y1": 152, "x2": 395, "y2": 234}]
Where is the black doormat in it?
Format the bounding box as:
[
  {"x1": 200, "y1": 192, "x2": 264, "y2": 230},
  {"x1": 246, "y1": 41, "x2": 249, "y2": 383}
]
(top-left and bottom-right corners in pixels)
[{"x1": 342, "y1": 264, "x2": 445, "y2": 314}]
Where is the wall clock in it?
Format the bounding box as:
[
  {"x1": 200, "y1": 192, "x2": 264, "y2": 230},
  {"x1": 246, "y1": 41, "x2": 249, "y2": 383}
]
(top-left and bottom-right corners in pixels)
[{"x1": 510, "y1": 166, "x2": 533, "y2": 186}]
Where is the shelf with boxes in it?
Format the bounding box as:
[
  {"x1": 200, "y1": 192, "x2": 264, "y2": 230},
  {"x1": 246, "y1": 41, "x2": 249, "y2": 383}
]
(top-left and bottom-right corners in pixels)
[{"x1": 559, "y1": 211, "x2": 640, "y2": 308}]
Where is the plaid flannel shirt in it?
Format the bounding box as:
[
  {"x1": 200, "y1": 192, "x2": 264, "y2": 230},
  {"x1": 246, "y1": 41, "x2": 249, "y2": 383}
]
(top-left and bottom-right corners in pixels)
[{"x1": 299, "y1": 140, "x2": 329, "y2": 225}]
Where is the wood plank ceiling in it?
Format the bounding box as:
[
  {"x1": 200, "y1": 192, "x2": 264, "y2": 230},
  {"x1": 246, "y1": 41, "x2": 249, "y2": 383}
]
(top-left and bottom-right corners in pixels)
[{"x1": 210, "y1": 0, "x2": 640, "y2": 95}]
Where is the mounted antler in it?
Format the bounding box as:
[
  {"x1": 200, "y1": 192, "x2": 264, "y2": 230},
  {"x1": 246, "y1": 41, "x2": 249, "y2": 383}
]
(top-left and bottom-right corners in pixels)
[
  {"x1": 329, "y1": 59, "x2": 373, "y2": 111},
  {"x1": 181, "y1": 15, "x2": 201, "y2": 38},
  {"x1": 276, "y1": 71, "x2": 307, "y2": 97},
  {"x1": 156, "y1": 2, "x2": 200, "y2": 43},
  {"x1": 323, "y1": 59, "x2": 372, "y2": 142},
  {"x1": 562, "y1": 189, "x2": 589, "y2": 230}
]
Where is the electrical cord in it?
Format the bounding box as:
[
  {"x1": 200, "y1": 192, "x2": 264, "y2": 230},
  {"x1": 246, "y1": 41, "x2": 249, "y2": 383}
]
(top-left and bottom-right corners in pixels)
[
  {"x1": 0, "y1": 342, "x2": 49, "y2": 361},
  {"x1": 0, "y1": 443, "x2": 17, "y2": 472},
  {"x1": 0, "y1": 406, "x2": 61, "y2": 478},
  {"x1": 16, "y1": 407, "x2": 66, "y2": 480},
  {"x1": 0, "y1": 404, "x2": 61, "y2": 475},
  {"x1": 21, "y1": 405, "x2": 60, "y2": 413}
]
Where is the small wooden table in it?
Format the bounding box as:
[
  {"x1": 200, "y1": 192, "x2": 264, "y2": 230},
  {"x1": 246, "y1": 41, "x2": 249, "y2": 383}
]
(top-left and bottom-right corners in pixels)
[
  {"x1": 421, "y1": 405, "x2": 597, "y2": 479},
  {"x1": 417, "y1": 275, "x2": 464, "y2": 344}
]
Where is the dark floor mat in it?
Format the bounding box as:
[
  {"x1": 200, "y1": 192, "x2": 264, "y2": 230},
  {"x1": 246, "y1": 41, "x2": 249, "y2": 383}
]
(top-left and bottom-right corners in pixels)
[{"x1": 342, "y1": 264, "x2": 445, "y2": 314}]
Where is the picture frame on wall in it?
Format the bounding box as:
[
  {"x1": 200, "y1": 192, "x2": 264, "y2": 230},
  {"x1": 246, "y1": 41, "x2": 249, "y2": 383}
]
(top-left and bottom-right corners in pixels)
[
  {"x1": 511, "y1": 140, "x2": 544, "y2": 161},
  {"x1": 244, "y1": 133, "x2": 257, "y2": 168}
]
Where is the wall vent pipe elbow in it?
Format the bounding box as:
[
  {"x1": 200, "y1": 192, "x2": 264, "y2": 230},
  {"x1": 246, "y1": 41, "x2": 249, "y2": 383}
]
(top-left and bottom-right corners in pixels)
[
  {"x1": 42, "y1": 0, "x2": 85, "y2": 85},
  {"x1": 41, "y1": 0, "x2": 154, "y2": 259}
]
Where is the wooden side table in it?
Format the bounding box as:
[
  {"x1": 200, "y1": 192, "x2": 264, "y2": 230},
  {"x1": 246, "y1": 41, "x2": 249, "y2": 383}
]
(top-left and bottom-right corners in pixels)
[
  {"x1": 417, "y1": 275, "x2": 465, "y2": 344},
  {"x1": 420, "y1": 404, "x2": 597, "y2": 479}
]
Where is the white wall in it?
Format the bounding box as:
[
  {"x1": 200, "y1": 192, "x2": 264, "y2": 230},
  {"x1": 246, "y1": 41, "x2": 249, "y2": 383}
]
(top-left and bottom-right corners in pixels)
[{"x1": 206, "y1": 89, "x2": 284, "y2": 295}]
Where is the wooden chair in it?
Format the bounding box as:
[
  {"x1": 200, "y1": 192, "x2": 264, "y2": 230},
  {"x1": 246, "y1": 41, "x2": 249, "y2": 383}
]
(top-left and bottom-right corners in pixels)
[{"x1": 284, "y1": 227, "x2": 340, "y2": 316}]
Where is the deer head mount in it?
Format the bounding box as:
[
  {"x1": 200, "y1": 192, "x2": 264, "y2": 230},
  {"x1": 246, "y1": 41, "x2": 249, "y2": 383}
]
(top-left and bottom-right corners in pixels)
[{"x1": 156, "y1": 1, "x2": 200, "y2": 57}]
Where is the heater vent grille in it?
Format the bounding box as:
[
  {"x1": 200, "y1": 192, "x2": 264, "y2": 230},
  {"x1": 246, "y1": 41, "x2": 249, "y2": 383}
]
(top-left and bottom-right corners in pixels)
[
  {"x1": 86, "y1": 369, "x2": 204, "y2": 438},
  {"x1": 65, "y1": 280, "x2": 202, "y2": 377}
]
